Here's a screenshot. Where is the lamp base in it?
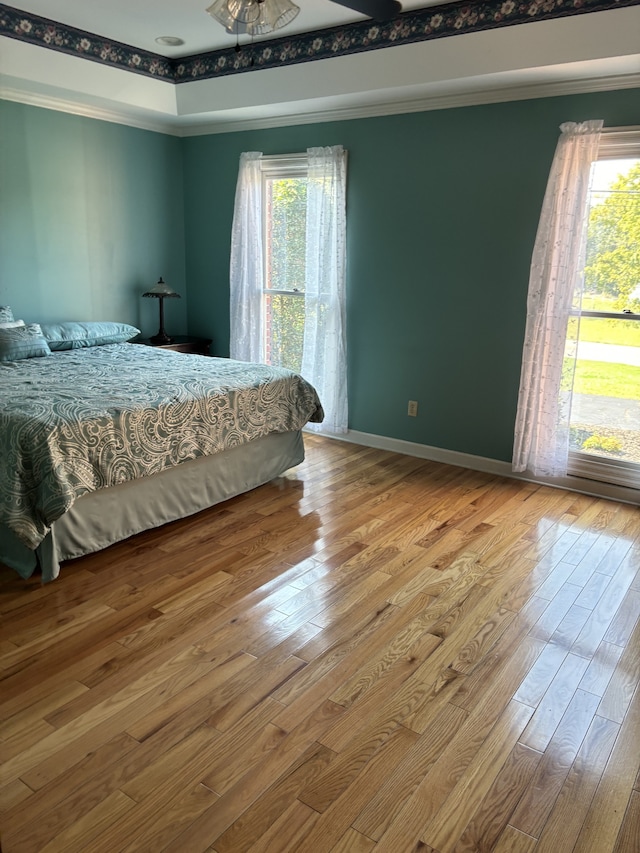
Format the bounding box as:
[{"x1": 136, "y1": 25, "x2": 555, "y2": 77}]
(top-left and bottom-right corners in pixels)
[{"x1": 149, "y1": 331, "x2": 174, "y2": 345}]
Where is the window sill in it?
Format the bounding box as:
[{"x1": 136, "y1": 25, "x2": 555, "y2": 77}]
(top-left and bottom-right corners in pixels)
[{"x1": 568, "y1": 450, "x2": 640, "y2": 491}]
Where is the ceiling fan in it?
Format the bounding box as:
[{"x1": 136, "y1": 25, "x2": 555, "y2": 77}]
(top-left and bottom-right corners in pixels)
[
  {"x1": 328, "y1": 0, "x2": 402, "y2": 20},
  {"x1": 206, "y1": 0, "x2": 402, "y2": 38}
]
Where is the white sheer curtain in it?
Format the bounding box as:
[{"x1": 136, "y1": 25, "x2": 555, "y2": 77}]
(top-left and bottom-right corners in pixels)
[
  {"x1": 513, "y1": 121, "x2": 602, "y2": 477},
  {"x1": 302, "y1": 146, "x2": 348, "y2": 434},
  {"x1": 229, "y1": 145, "x2": 348, "y2": 435},
  {"x1": 230, "y1": 151, "x2": 264, "y2": 364}
]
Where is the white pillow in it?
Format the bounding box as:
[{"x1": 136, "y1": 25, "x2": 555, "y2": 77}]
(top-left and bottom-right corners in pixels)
[{"x1": 0, "y1": 320, "x2": 25, "y2": 329}]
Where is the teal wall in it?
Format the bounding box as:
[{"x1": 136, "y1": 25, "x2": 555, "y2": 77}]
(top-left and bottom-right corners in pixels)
[
  {"x1": 2, "y1": 89, "x2": 638, "y2": 463},
  {"x1": 0, "y1": 101, "x2": 186, "y2": 337},
  {"x1": 183, "y1": 88, "x2": 639, "y2": 463}
]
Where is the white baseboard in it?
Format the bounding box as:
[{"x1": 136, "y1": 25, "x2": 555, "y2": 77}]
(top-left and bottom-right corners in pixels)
[{"x1": 310, "y1": 428, "x2": 639, "y2": 507}]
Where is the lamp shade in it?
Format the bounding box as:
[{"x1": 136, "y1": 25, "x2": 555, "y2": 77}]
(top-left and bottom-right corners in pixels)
[
  {"x1": 206, "y1": 0, "x2": 300, "y2": 35},
  {"x1": 142, "y1": 277, "x2": 180, "y2": 299}
]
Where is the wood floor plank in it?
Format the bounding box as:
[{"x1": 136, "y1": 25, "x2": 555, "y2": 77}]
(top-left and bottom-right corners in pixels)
[
  {"x1": 512, "y1": 643, "x2": 568, "y2": 708},
  {"x1": 534, "y1": 714, "x2": 620, "y2": 853},
  {"x1": 351, "y1": 702, "x2": 469, "y2": 841},
  {"x1": 567, "y1": 534, "x2": 617, "y2": 586},
  {"x1": 273, "y1": 596, "x2": 437, "y2": 717},
  {"x1": 604, "y1": 586, "x2": 640, "y2": 647},
  {"x1": 119, "y1": 784, "x2": 220, "y2": 853},
  {"x1": 528, "y1": 581, "x2": 582, "y2": 641},
  {"x1": 0, "y1": 600, "x2": 115, "y2": 670},
  {"x1": 202, "y1": 717, "x2": 288, "y2": 797},
  {"x1": 43, "y1": 607, "x2": 231, "y2": 729},
  {"x1": 547, "y1": 602, "x2": 592, "y2": 650},
  {"x1": 299, "y1": 717, "x2": 405, "y2": 813},
  {"x1": 518, "y1": 653, "x2": 590, "y2": 752},
  {"x1": 579, "y1": 640, "x2": 624, "y2": 697},
  {"x1": 0, "y1": 778, "x2": 34, "y2": 814},
  {"x1": 245, "y1": 800, "x2": 319, "y2": 853},
  {"x1": 596, "y1": 617, "x2": 640, "y2": 723},
  {"x1": 329, "y1": 827, "x2": 376, "y2": 852},
  {"x1": 533, "y1": 559, "x2": 581, "y2": 602},
  {"x1": 453, "y1": 742, "x2": 542, "y2": 853},
  {"x1": 372, "y1": 698, "x2": 526, "y2": 852},
  {"x1": 0, "y1": 601, "x2": 185, "y2": 706},
  {"x1": 572, "y1": 684, "x2": 640, "y2": 853},
  {"x1": 594, "y1": 535, "x2": 634, "y2": 576},
  {"x1": 328, "y1": 615, "x2": 443, "y2": 709},
  {"x1": 571, "y1": 550, "x2": 639, "y2": 658},
  {"x1": 420, "y1": 699, "x2": 534, "y2": 853},
  {"x1": 318, "y1": 632, "x2": 444, "y2": 752},
  {"x1": 162, "y1": 701, "x2": 344, "y2": 852},
  {"x1": 295, "y1": 572, "x2": 432, "y2": 666},
  {"x1": 214, "y1": 742, "x2": 334, "y2": 853},
  {"x1": 1, "y1": 717, "x2": 57, "y2": 763},
  {"x1": 3, "y1": 642, "x2": 218, "y2": 788},
  {"x1": 523, "y1": 523, "x2": 580, "y2": 566},
  {"x1": 509, "y1": 688, "x2": 605, "y2": 838},
  {"x1": 490, "y1": 825, "x2": 538, "y2": 853},
  {"x1": 38, "y1": 789, "x2": 137, "y2": 853},
  {"x1": 447, "y1": 597, "x2": 549, "y2": 714},
  {"x1": 1, "y1": 732, "x2": 141, "y2": 847},
  {"x1": 612, "y1": 788, "x2": 640, "y2": 853},
  {"x1": 90, "y1": 782, "x2": 219, "y2": 853},
  {"x1": 293, "y1": 725, "x2": 419, "y2": 852},
  {"x1": 124, "y1": 649, "x2": 256, "y2": 743},
  {"x1": 1, "y1": 434, "x2": 638, "y2": 853},
  {"x1": 120, "y1": 723, "x2": 222, "y2": 802}
]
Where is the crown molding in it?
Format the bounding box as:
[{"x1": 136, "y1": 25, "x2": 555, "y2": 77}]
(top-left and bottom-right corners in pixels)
[
  {"x1": 176, "y1": 71, "x2": 640, "y2": 136},
  {"x1": 0, "y1": 85, "x2": 181, "y2": 134},
  {"x1": 3, "y1": 69, "x2": 638, "y2": 138}
]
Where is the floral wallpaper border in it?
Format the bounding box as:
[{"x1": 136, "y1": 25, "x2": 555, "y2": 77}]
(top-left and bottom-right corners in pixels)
[
  {"x1": 0, "y1": 4, "x2": 174, "y2": 80},
  {"x1": 1, "y1": 0, "x2": 637, "y2": 85}
]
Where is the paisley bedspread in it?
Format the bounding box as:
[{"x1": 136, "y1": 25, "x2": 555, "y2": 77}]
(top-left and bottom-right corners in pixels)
[{"x1": 0, "y1": 343, "x2": 323, "y2": 550}]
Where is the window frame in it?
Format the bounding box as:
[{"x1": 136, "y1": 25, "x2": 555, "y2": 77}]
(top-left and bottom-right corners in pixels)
[
  {"x1": 259, "y1": 154, "x2": 309, "y2": 368},
  {"x1": 566, "y1": 126, "x2": 640, "y2": 489}
]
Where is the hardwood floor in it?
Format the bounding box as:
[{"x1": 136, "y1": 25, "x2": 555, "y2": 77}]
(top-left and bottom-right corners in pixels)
[{"x1": 1, "y1": 434, "x2": 639, "y2": 853}]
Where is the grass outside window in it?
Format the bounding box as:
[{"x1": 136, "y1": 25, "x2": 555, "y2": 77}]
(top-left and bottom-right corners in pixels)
[{"x1": 572, "y1": 359, "x2": 640, "y2": 399}]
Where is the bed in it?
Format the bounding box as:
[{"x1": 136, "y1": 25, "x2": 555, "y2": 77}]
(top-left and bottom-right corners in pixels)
[{"x1": 0, "y1": 327, "x2": 323, "y2": 583}]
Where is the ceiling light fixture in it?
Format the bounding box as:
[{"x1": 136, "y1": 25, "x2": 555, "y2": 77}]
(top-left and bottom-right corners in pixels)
[
  {"x1": 205, "y1": 0, "x2": 300, "y2": 37},
  {"x1": 155, "y1": 36, "x2": 185, "y2": 46}
]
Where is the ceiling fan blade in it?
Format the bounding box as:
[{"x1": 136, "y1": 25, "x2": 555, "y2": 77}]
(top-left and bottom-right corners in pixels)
[{"x1": 330, "y1": 0, "x2": 402, "y2": 21}]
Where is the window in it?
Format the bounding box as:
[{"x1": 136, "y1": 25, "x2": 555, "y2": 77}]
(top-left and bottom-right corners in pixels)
[
  {"x1": 262, "y1": 160, "x2": 307, "y2": 372},
  {"x1": 513, "y1": 123, "x2": 640, "y2": 493},
  {"x1": 566, "y1": 133, "x2": 640, "y2": 489},
  {"x1": 229, "y1": 148, "x2": 348, "y2": 434}
]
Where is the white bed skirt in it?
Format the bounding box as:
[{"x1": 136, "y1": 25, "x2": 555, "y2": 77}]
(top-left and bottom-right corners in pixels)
[{"x1": 0, "y1": 430, "x2": 305, "y2": 582}]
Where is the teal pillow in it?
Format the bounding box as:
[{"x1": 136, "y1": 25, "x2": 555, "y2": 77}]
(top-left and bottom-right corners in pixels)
[
  {"x1": 0, "y1": 306, "x2": 14, "y2": 324},
  {"x1": 0, "y1": 323, "x2": 51, "y2": 362},
  {"x1": 40, "y1": 321, "x2": 140, "y2": 350}
]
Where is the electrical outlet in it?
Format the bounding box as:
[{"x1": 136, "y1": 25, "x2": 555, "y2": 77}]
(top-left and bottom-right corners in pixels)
[{"x1": 408, "y1": 400, "x2": 418, "y2": 417}]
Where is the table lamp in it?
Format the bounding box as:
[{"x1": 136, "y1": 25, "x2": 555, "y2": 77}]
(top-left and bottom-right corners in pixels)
[{"x1": 142, "y1": 277, "x2": 180, "y2": 344}]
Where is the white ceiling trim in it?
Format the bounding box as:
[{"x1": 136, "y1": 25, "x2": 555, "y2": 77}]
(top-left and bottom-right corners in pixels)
[
  {"x1": 176, "y1": 72, "x2": 640, "y2": 136},
  {"x1": 0, "y1": 84, "x2": 178, "y2": 134},
  {"x1": 3, "y1": 67, "x2": 639, "y2": 138}
]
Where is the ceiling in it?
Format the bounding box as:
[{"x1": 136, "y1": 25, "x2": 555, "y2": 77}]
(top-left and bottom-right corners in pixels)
[
  {"x1": 1, "y1": 0, "x2": 639, "y2": 135},
  {"x1": 4, "y1": 0, "x2": 439, "y2": 56}
]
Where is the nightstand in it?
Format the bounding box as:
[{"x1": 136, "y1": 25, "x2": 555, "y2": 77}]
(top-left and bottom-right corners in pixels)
[{"x1": 136, "y1": 336, "x2": 212, "y2": 355}]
